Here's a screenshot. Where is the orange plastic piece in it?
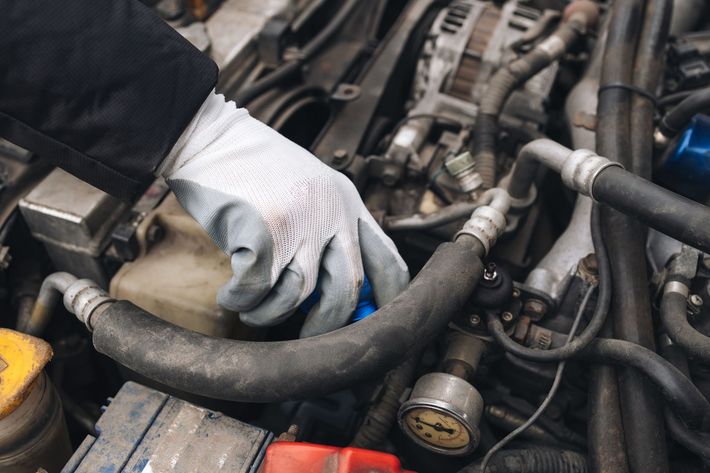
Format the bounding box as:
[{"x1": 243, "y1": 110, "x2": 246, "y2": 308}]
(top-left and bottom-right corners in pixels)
[{"x1": 260, "y1": 442, "x2": 417, "y2": 473}]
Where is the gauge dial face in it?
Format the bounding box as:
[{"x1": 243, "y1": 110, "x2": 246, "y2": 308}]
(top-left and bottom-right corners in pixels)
[{"x1": 404, "y1": 407, "x2": 471, "y2": 449}]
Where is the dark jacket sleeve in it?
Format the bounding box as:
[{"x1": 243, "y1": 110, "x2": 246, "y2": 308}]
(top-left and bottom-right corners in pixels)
[{"x1": 0, "y1": 0, "x2": 218, "y2": 199}]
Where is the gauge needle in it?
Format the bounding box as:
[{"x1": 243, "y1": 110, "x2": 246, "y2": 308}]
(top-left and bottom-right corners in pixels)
[{"x1": 413, "y1": 417, "x2": 455, "y2": 435}]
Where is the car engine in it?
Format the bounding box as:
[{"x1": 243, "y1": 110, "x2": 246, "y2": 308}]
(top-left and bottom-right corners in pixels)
[{"x1": 4, "y1": 0, "x2": 710, "y2": 472}]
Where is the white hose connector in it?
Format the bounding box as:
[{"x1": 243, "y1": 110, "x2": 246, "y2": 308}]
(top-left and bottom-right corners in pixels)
[
  {"x1": 559, "y1": 148, "x2": 622, "y2": 199},
  {"x1": 455, "y1": 188, "x2": 511, "y2": 255},
  {"x1": 62, "y1": 279, "x2": 114, "y2": 331}
]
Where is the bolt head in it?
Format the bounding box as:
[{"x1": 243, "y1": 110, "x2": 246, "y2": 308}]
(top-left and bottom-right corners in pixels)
[
  {"x1": 469, "y1": 314, "x2": 481, "y2": 327},
  {"x1": 690, "y1": 294, "x2": 704, "y2": 307},
  {"x1": 332, "y1": 149, "x2": 348, "y2": 163},
  {"x1": 501, "y1": 312, "x2": 514, "y2": 323},
  {"x1": 483, "y1": 263, "x2": 498, "y2": 282}
]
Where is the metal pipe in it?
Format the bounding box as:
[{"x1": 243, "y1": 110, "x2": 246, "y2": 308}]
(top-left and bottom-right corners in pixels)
[
  {"x1": 19, "y1": 272, "x2": 77, "y2": 336},
  {"x1": 383, "y1": 201, "x2": 478, "y2": 232}
]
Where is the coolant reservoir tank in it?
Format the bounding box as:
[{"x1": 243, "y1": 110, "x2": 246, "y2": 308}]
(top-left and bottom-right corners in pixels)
[{"x1": 0, "y1": 329, "x2": 71, "y2": 473}]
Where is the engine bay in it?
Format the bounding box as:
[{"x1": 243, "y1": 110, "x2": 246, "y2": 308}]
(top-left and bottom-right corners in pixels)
[{"x1": 4, "y1": 0, "x2": 710, "y2": 471}]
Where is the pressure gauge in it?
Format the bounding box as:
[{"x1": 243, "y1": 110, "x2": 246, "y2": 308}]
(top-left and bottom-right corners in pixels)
[{"x1": 398, "y1": 372, "x2": 483, "y2": 456}]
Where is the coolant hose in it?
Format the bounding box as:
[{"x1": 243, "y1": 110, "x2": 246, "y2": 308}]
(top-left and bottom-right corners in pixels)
[
  {"x1": 458, "y1": 448, "x2": 588, "y2": 473},
  {"x1": 509, "y1": 139, "x2": 710, "y2": 255},
  {"x1": 88, "y1": 241, "x2": 484, "y2": 402},
  {"x1": 579, "y1": 338, "x2": 710, "y2": 431},
  {"x1": 592, "y1": 166, "x2": 710, "y2": 254},
  {"x1": 660, "y1": 343, "x2": 710, "y2": 460}
]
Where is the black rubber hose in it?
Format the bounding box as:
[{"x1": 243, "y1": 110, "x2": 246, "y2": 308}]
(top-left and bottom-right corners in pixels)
[
  {"x1": 471, "y1": 10, "x2": 591, "y2": 189},
  {"x1": 235, "y1": 0, "x2": 359, "y2": 105},
  {"x1": 350, "y1": 355, "x2": 418, "y2": 449},
  {"x1": 458, "y1": 448, "x2": 588, "y2": 473},
  {"x1": 665, "y1": 411, "x2": 710, "y2": 461},
  {"x1": 235, "y1": 61, "x2": 301, "y2": 106},
  {"x1": 579, "y1": 338, "x2": 710, "y2": 432},
  {"x1": 89, "y1": 241, "x2": 484, "y2": 402},
  {"x1": 661, "y1": 290, "x2": 710, "y2": 363},
  {"x1": 598, "y1": 0, "x2": 670, "y2": 470},
  {"x1": 487, "y1": 204, "x2": 608, "y2": 362},
  {"x1": 660, "y1": 344, "x2": 710, "y2": 461},
  {"x1": 592, "y1": 166, "x2": 710, "y2": 254},
  {"x1": 588, "y1": 357, "x2": 629, "y2": 473},
  {"x1": 660, "y1": 87, "x2": 710, "y2": 137},
  {"x1": 630, "y1": 0, "x2": 672, "y2": 179}
]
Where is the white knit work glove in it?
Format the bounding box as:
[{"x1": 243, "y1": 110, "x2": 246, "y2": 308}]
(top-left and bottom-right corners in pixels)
[{"x1": 159, "y1": 91, "x2": 409, "y2": 337}]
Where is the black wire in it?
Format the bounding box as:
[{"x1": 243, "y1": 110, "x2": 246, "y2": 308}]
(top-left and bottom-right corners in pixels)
[
  {"x1": 477, "y1": 284, "x2": 596, "y2": 473},
  {"x1": 486, "y1": 203, "x2": 610, "y2": 362}
]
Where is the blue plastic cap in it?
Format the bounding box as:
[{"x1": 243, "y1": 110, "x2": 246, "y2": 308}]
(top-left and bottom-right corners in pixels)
[
  {"x1": 300, "y1": 274, "x2": 378, "y2": 323},
  {"x1": 661, "y1": 114, "x2": 710, "y2": 198}
]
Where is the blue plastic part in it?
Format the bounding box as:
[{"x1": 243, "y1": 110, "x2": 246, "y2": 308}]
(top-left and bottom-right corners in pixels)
[
  {"x1": 661, "y1": 114, "x2": 710, "y2": 198},
  {"x1": 61, "y1": 382, "x2": 272, "y2": 473},
  {"x1": 300, "y1": 274, "x2": 378, "y2": 322}
]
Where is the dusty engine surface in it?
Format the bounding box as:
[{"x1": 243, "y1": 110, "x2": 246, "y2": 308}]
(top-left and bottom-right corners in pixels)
[{"x1": 4, "y1": 0, "x2": 710, "y2": 472}]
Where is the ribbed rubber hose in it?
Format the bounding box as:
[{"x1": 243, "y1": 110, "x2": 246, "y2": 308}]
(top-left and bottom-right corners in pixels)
[
  {"x1": 471, "y1": 16, "x2": 587, "y2": 189},
  {"x1": 350, "y1": 356, "x2": 418, "y2": 449},
  {"x1": 459, "y1": 448, "x2": 588, "y2": 473}
]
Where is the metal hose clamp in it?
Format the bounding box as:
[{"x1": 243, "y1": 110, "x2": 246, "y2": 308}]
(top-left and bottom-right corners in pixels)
[
  {"x1": 455, "y1": 188, "x2": 511, "y2": 255},
  {"x1": 559, "y1": 149, "x2": 623, "y2": 199},
  {"x1": 63, "y1": 280, "x2": 114, "y2": 331}
]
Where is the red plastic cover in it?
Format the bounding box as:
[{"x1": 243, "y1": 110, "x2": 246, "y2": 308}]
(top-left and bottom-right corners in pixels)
[{"x1": 260, "y1": 442, "x2": 417, "y2": 473}]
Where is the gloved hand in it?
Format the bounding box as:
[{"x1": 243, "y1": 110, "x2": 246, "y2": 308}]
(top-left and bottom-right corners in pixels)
[{"x1": 159, "y1": 91, "x2": 409, "y2": 337}]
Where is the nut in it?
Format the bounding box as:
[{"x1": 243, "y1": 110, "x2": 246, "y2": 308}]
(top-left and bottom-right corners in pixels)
[{"x1": 690, "y1": 294, "x2": 704, "y2": 308}]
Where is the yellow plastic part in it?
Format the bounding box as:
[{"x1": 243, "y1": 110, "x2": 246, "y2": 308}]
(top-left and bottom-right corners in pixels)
[{"x1": 0, "y1": 328, "x2": 52, "y2": 419}]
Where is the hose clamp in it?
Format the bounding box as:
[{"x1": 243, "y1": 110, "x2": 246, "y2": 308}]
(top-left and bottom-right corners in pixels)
[
  {"x1": 537, "y1": 34, "x2": 567, "y2": 58},
  {"x1": 455, "y1": 204, "x2": 507, "y2": 255},
  {"x1": 63, "y1": 279, "x2": 115, "y2": 331},
  {"x1": 559, "y1": 149, "x2": 623, "y2": 199},
  {"x1": 664, "y1": 280, "x2": 689, "y2": 297}
]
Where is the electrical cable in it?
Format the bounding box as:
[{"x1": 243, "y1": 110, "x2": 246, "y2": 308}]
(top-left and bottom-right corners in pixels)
[{"x1": 477, "y1": 284, "x2": 595, "y2": 473}]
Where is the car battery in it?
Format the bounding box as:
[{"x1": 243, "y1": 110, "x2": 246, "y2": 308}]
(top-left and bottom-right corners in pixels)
[{"x1": 61, "y1": 382, "x2": 272, "y2": 473}]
